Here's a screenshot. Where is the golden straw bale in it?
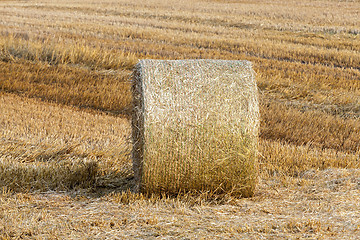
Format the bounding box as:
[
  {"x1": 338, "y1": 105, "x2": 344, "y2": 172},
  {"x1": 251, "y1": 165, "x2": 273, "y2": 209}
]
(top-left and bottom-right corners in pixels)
[{"x1": 132, "y1": 59, "x2": 259, "y2": 197}]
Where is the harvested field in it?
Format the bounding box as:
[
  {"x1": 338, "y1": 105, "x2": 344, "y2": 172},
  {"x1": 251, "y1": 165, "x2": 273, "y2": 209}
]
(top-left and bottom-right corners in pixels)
[
  {"x1": 0, "y1": 93, "x2": 132, "y2": 191},
  {"x1": 0, "y1": 0, "x2": 359, "y2": 238}
]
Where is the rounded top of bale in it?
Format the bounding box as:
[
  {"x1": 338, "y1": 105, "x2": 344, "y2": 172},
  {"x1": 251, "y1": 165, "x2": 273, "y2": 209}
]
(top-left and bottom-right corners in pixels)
[
  {"x1": 133, "y1": 59, "x2": 258, "y2": 137},
  {"x1": 135, "y1": 59, "x2": 254, "y2": 77}
]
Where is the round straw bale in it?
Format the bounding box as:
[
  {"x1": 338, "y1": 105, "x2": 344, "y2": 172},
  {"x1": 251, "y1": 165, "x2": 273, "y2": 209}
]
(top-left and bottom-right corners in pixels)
[{"x1": 132, "y1": 59, "x2": 259, "y2": 197}]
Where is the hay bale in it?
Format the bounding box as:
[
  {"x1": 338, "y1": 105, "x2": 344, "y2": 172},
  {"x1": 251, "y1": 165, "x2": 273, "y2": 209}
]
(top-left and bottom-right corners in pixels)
[{"x1": 132, "y1": 59, "x2": 259, "y2": 197}]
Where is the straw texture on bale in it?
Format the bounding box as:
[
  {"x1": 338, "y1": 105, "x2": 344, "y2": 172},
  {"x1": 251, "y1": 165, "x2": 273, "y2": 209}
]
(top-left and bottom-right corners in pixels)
[{"x1": 132, "y1": 59, "x2": 259, "y2": 197}]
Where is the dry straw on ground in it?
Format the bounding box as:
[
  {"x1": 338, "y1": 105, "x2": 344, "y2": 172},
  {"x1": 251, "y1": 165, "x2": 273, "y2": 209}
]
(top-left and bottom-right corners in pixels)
[{"x1": 132, "y1": 59, "x2": 259, "y2": 197}]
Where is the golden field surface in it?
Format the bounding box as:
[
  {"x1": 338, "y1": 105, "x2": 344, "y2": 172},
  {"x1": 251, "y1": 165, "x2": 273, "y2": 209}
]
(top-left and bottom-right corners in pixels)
[{"x1": 0, "y1": 0, "x2": 359, "y2": 238}]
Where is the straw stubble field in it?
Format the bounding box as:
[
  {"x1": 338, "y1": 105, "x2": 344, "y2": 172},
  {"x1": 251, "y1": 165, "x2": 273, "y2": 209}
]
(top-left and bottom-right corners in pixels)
[{"x1": 0, "y1": 0, "x2": 359, "y2": 238}]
